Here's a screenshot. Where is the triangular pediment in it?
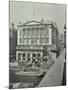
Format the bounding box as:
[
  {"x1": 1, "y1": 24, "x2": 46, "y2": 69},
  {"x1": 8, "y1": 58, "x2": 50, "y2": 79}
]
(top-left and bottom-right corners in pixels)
[
  {"x1": 23, "y1": 20, "x2": 42, "y2": 26},
  {"x1": 18, "y1": 20, "x2": 53, "y2": 27}
]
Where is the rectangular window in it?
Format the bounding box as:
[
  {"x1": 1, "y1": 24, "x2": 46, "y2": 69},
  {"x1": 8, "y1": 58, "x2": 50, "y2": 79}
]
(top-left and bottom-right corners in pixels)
[
  {"x1": 46, "y1": 37, "x2": 49, "y2": 43},
  {"x1": 27, "y1": 38, "x2": 31, "y2": 45},
  {"x1": 40, "y1": 38, "x2": 44, "y2": 44},
  {"x1": 40, "y1": 30, "x2": 44, "y2": 36},
  {"x1": 46, "y1": 28, "x2": 49, "y2": 35},
  {"x1": 23, "y1": 28, "x2": 26, "y2": 36},
  {"x1": 36, "y1": 27, "x2": 39, "y2": 36},
  {"x1": 36, "y1": 38, "x2": 40, "y2": 45},
  {"x1": 27, "y1": 28, "x2": 31, "y2": 36},
  {"x1": 32, "y1": 38, "x2": 36, "y2": 45},
  {"x1": 23, "y1": 38, "x2": 26, "y2": 45},
  {"x1": 19, "y1": 30, "x2": 21, "y2": 36},
  {"x1": 36, "y1": 30, "x2": 39, "y2": 36},
  {"x1": 31, "y1": 28, "x2": 36, "y2": 36},
  {"x1": 19, "y1": 38, "x2": 22, "y2": 43}
]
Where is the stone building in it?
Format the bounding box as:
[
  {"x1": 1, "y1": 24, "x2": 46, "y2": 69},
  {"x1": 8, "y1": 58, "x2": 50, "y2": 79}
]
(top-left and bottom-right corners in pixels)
[
  {"x1": 16, "y1": 20, "x2": 59, "y2": 62},
  {"x1": 9, "y1": 23, "x2": 17, "y2": 61}
]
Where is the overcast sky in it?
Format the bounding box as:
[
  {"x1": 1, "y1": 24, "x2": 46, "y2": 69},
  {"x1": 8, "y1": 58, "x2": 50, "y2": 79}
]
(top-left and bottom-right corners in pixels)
[{"x1": 9, "y1": 1, "x2": 66, "y2": 33}]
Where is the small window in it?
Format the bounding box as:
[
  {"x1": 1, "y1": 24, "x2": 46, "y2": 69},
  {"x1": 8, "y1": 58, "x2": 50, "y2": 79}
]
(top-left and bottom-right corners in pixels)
[
  {"x1": 32, "y1": 27, "x2": 35, "y2": 30},
  {"x1": 22, "y1": 53, "x2": 26, "y2": 57},
  {"x1": 40, "y1": 38, "x2": 44, "y2": 44},
  {"x1": 36, "y1": 27, "x2": 39, "y2": 30},
  {"x1": 46, "y1": 28, "x2": 49, "y2": 35},
  {"x1": 27, "y1": 38, "x2": 31, "y2": 45},
  {"x1": 23, "y1": 38, "x2": 26, "y2": 45},
  {"x1": 38, "y1": 53, "x2": 41, "y2": 57},
  {"x1": 18, "y1": 53, "x2": 21, "y2": 60},
  {"x1": 19, "y1": 38, "x2": 22, "y2": 43},
  {"x1": 32, "y1": 53, "x2": 36, "y2": 57},
  {"x1": 19, "y1": 30, "x2": 21, "y2": 36},
  {"x1": 27, "y1": 28, "x2": 31, "y2": 36},
  {"x1": 46, "y1": 37, "x2": 49, "y2": 43},
  {"x1": 27, "y1": 53, "x2": 30, "y2": 57},
  {"x1": 32, "y1": 38, "x2": 36, "y2": 45},
  {"x1": 23, "y1": 28, "x2": 26, "y2": 36},
  {"x1": 36, "y1": 38, "x2": 40, "y2": 45},
  {"x1": 23, "y1": 58, "x2": 25, "y2": 60}
]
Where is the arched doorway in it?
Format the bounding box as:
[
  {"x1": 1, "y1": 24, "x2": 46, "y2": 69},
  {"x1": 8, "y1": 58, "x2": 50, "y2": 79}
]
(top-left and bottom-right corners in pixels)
[{"x1": 18, "y1": 53, "x2": 21, "y2": 60}]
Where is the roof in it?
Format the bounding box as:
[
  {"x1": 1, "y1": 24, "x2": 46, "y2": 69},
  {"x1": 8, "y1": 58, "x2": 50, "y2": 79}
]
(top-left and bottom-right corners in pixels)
[{"x1": 18, "y1": 20, "x2": 53, "y2": 27}]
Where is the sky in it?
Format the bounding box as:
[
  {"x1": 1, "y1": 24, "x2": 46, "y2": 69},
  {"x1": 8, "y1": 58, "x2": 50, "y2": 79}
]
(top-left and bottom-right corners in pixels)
[{"x1": 9, "y1": 1, "x2": 66, "y2": 34}]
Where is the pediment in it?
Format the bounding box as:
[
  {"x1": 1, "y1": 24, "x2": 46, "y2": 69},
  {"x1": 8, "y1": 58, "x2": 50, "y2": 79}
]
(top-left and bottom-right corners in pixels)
[{"x1": 23, "y1": 20, "x2": 42, "y2": 26}]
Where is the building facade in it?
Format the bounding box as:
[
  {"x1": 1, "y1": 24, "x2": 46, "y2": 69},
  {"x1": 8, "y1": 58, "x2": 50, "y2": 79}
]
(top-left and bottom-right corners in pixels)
[{"x1": 16, "y1": 20, "x2": 59, "y2": 62}]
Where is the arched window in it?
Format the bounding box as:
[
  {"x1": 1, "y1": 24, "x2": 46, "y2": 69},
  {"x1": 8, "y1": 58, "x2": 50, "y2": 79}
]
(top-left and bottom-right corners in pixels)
[
  {"x1": 27, "y1": 53, "x2": 30, "y2": 57},
  {"x1": 18, "y1": 53, "x2": 21, "y2": 60},
  {"x1": 32, "y1": 53, "x2": 36, "y2": 57},
  {"x1": 38, "y1": 53, "x2": 41, "y2": 57},
  {"x1": 22, "y1": 53, "x2": 26, "y2": 57},
  {"x1": 22, "y1": 53, "x2": 26, "y2": 61}
]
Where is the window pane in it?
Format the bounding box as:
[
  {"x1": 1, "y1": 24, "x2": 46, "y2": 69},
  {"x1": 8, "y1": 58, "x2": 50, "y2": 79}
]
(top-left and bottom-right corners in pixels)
[
  {"x1": 40, "y1": 38, "x2": 44, "y2": 44},
  {"x1": 32, "y1": 28, "x2": 35, "y2": 36},
  {"x1": 23, "y1": 28, "x2": 26, "y2": 36},
  {"x1": 18, "y1": 53, "x2": 21, "y2": 60},
  {"x1": 40, "y1": 29, "x2": 45, "y2": 36},
  {"x1": 22, "y1": 53, "x2": 26, "y2": 57},
  {"x1": 36, "y1": 30, "x2": 39, "y2": 36},
  {"x1": 23, "y1": 38, "x2": 26, "y2": 45},
  {"x1": 27, "y1": 38, "x2": 31, "y2": 45},
  {"x1": 27, "y1": 28, "x2": 31, "y2": 36},
  {"x1": 46, "y1": 28, "x2": 49, "y2": 35},
  {"x1": 19, "y1": 38, "x2": 22, "y2": 43},
  {"x1": 37, "y1": 38, "x2": 40, "y2": 45},
  {"x1": 46, "y1": 38, "x2": 49, "y2": 43},
  {"x1": 19, "y1": 30, "x2": 21, "y2": 36},
  {"x1": 32, "y1": 38, "x2": 36, "y2": 44}
]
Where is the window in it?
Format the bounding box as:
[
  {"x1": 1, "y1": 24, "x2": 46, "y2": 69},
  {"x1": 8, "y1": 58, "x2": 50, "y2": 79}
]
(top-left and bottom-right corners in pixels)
[
  {"x1": 36, "y1": 38, "x2": 39, "y2": 45},
  {"x1": 32, "y1": 27, "x2": 35, "y2": 30},
  {"x1": 19, "y1": 30, "x2": 21, "y2": 36},
  {"x1": 36, "y1": 27, "x2": 39, "y2": 30},
  {"x1": 32, "y1": 28, "x2": 36, "y2": 36},
  {"x1": 18, "y1": 53, "x2": 21, "y2": 60},
  {"x1": 23, "y1": 38, "x2": 26, "y2": 45},
  {"x1": 27, "y1": 53, "x2": 30, "y2": 57},
  {"x1": 32, "y1": 38, "x2": 36, "y2": 45},
  {"x1": 27, "y1": 28, "x2": 31, "y2": 36},
  {"x1": 46, "y1": 37, "x2": 49, "y2": 43},
  {"x1": 19, "y1": 38, "x2": 22, "y2": 43},
  {"x1": 46, "y1": 28, "x2": 49, "y2": 35},
  {"x1": 40, "y1": 30, "x2": 44, "y2": 36},
  {"x1": 23, "y1": 28, "x2": 26, "y2": 36},
  {"x1": 40, "y1": 38, "x2": 44, "y2": 44},
  {"x1": 38, "y1": 53, "x2": 41, "y2": 57},
  {"x1": 36, "y1": 27, "x2": 39, "y2": 36},
  {"x1": 32, "y1": 53, "x2": 36, "y2": 57},
  {"x1": 27, "y1": 38, "x2": 31, "y2": 45},
  {"x1": 22, "y1": 53, "x2": 26, "y2": 57}
]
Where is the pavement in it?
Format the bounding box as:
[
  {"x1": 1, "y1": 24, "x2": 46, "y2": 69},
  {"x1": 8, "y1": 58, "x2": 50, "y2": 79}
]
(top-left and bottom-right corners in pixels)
[{"x1": 38, "y1": 48, "x2": 65, "y2": 87}]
